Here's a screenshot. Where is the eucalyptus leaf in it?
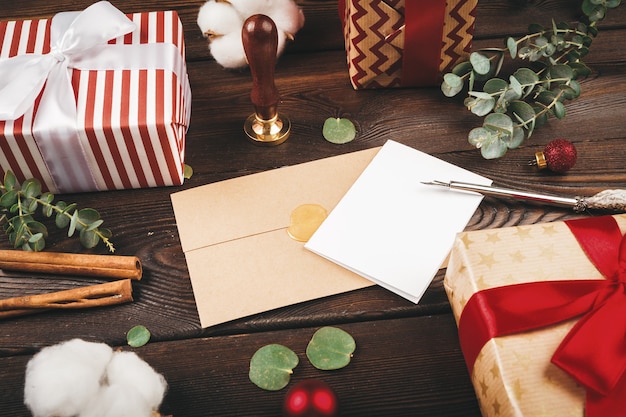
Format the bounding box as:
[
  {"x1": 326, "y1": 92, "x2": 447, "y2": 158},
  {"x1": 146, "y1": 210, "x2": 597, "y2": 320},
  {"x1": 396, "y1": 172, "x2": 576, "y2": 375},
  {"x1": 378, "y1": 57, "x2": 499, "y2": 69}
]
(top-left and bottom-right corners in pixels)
[
  {"x1": 469, "y1": 52, "x2": 490, "y2": 75},
  {"x1": 503, "y1": 127, "x2": 525, "y2": 149},
  {"x1": 28, "y1": 236, "x2": 45, "y2": 251},
  {"x1": 80, "y1": 229, "x2": 100, "y2": 248},
  {"x1": 441, "y1": 73, "x2": 464, "y2": 97},
  {"x1": 483, "y1": 113, "x2": 514, "y2": 135},
  {"x1": 553, "y1": 101, "x2": 567, "y2": 119},
  {"x1": 22, "y1": 179, "x2": 42, "y2": 199},
  {"x1": 55, "y1": 211, "x2": 70, "y2": 228},
  {"x1": 506, "y1": 37, "x2": 517, "y2": 58},
  {"x1": 549, "y1": 64, "x2": 574, "y2": 81},
  {"x1": 480, "y1": 137, "x2": 509, "y2": 159},
  {"x1": 28, "y1": 232, "x2": 43, "y2": 244},
  {"x1": 68, "y1": 210, "x2": 79, "y2": 237},
  {"x1": 127, "y1": 325, "x2": 151, "y2": 347},
  {"x1": 465, "y1": 93, "x2": 495, "y2": 116},
  {"x1": 78, "y1": 208, "x2": 100, "y2": 223},
  {"x1": 509, "y1": 100, "x2": 536, "y2": 129},
  {"x1": 306, "y1": 326, "x2": 356, "y2": 371},
  {"x1": 468, "y1": 127, "x2": 493, "y2": 148},
  {"x1": 483, "y1": 78, "x2": 508, "y2": 95},
  {"x1": 183, "y1": 164, "x2": 194, "y2": 179},
  {"x1": 249, "y1": 344, "x2": 299, "y2": 391},
  {"x1": 3, "y1": 170, "x2": 18, "y2": 190},
  {"x1": 0, "y1": 190, "x2": 18, "y2": 209}
]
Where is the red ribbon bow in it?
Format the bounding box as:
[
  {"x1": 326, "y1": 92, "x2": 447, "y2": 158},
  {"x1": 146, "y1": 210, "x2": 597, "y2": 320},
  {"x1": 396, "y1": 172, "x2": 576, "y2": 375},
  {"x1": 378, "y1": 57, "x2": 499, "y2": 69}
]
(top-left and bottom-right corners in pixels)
[{"x1": 458, "y1": 215, "x2": 626, "y2": 416}]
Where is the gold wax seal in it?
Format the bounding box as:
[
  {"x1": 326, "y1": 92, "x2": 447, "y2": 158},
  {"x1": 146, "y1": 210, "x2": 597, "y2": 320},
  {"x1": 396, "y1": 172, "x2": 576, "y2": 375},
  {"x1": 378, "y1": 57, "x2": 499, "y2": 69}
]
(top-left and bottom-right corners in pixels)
[{"x1": 287, "y1": 204, "x2": 328, "y2": 242}]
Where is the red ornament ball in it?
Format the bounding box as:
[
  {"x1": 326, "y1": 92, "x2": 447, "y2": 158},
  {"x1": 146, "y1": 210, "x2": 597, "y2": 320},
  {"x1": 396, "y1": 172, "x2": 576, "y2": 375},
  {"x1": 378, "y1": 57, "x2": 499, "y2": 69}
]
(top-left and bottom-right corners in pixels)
[
  {"x1": 283, "y1": 379, "x2": 339, "y2": 417},
  {"x1": 538, "y1": 139, "x2": 577, "y2": 173}
]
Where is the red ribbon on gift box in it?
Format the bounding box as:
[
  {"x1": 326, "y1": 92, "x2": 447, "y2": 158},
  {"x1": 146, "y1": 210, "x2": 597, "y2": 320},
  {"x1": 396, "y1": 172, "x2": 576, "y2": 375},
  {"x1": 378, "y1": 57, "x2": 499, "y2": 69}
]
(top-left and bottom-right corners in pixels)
[
  {"x1": 338, "y1": 0, "x2": 447, "y2": 86},
  {"x1": 458, "y1": 215, "x2": 626, "y2": 416}
]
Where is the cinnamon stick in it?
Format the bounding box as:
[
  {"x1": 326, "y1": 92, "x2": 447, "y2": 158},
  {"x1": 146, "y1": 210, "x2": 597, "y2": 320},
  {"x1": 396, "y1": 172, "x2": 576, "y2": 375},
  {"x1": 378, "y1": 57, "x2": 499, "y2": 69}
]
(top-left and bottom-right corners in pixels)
[
  {"x1": 0, "y1": 250, "x2": 142, "y2": 280},
  {"x1": 0, "y1": 279, "x2": 133, "y2": 318}
]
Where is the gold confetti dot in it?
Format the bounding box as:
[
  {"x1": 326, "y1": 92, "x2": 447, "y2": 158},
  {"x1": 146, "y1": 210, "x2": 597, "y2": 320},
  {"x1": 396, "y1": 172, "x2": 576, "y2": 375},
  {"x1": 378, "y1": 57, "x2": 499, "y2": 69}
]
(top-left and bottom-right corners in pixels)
[{"x1": 287, "y1": 204, "x2": 328, "y2": 242}]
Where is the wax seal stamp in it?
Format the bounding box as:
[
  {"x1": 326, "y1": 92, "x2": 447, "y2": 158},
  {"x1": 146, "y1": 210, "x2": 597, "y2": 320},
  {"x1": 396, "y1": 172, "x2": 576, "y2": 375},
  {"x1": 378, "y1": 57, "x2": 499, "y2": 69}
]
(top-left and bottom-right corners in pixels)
[{"x1": 242, "y1": 14, "x2": 291, "y2": 145}]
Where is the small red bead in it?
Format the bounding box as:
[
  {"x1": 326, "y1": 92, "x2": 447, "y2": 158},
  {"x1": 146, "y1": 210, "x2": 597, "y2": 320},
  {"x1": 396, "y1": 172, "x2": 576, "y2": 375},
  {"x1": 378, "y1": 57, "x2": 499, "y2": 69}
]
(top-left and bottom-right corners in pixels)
[{"x1": 543, "y1": 139, "x2": 577, "y2": 173}]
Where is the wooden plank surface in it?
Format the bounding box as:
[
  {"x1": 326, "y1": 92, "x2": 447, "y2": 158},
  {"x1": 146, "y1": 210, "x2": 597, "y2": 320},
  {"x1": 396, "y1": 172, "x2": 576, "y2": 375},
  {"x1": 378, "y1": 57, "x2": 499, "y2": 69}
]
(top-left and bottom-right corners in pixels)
[{"x1": 0, "y1": 0, "x2": 625, "y2": 416}]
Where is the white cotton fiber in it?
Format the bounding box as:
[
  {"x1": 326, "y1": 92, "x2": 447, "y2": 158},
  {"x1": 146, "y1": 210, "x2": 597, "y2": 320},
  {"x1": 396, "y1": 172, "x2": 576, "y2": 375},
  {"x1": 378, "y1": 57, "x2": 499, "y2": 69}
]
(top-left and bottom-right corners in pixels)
[
  {"x1": 24, "y1": 339, "x2": 168, "y2": 417},
  {"x1": 228, "y1": 0, "x2": 275, "y2": 16},
  {"x1": 260, "y1": 0, "x2": 306, "y2": 35},
  {"x1": 209, "y1": 31, "x2": 248, "y2": 68},
  {"x1": 105, "y1": 351, "x2": 168, "y2": 410},
  {"x1": 197, "y1": 0, "x2": 243, "y2": 37},
  {"x1": 197, "y1": 0, "x2": 305, "y2": 68},
  {"x1": 24, "y1": 339, "x2": 113, "y2": 417},
  {"x1": 79, "y1": 385, "x2": 153, "y2": 417}
]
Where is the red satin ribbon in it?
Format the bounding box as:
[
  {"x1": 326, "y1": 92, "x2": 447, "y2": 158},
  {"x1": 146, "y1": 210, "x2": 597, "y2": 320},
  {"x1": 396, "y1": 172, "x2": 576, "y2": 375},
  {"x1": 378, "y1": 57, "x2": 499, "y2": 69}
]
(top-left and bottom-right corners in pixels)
[
  {"x1": 402, "y1": 0, "x2": 447, "y2": 86},
  {"x1": 339, "y1": 0, "x2": 447, "y2": 86},
  {"x1": 458, "y1": 215, "x2": 626, "y2": 416}
]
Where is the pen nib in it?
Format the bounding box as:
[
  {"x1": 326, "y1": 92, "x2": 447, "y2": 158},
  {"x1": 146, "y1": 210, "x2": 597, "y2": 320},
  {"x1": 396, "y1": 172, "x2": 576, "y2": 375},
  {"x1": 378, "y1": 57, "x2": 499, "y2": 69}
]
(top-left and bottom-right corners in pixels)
[{"x1": 421, "y1": 180, "x2": 450, "y2": 187}]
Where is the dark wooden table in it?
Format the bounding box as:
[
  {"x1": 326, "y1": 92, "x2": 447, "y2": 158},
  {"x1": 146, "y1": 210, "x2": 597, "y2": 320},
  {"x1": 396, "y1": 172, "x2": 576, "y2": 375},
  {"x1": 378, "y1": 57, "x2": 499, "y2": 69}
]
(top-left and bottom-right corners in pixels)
[{"x1": 1, "y1": 1, "x2": 625, "y2": 416}]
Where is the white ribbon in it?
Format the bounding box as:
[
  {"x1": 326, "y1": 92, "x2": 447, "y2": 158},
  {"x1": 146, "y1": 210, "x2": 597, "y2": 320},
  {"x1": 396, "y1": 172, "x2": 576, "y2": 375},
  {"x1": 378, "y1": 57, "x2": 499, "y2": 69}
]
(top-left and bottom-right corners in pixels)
[{"x1": 0, "y1": 1, "x2": 186, "y2": 193}]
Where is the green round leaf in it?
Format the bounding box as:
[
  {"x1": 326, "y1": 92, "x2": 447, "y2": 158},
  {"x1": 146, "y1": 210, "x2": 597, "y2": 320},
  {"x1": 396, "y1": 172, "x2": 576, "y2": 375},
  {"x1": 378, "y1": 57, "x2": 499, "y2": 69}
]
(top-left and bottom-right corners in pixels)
[
  {"x1": 553, "y1": 101, "x2": 566, "y2": 119},
  {"x1": 469, "y1": 52, "x2": 490, "y2": 75},
  {"x1": 3, "y1": 170, "x2": 18, "y2": 190},
  {"x1": 127, "y1": 325, "x2": 151, "y2": 347},
  {"x1": 483, "y1": 113, "x2": 514, "y2": 135},
  {"x1": 80, "y1": 229, "x2": 101, "y2": 249},
  {"x1": 468, "y1": 127, "x2": 493, "y2": 148},
  {"x1": 465, "y1": 93, "x2": 495, "y2": 117},
  {"x1": 480, "y1": 138, "x2": 508, "y2": 159},
  {"x1": 249, "y1": 344, "x2": 299, "y2": 391},
  {"x1": 0, "y1": 190, "x2": 18, "y2": 209},
  {"x1": 509, "y1": 100, "x2": 536, "y2": 129},
  {"x1": 306, "y1": 326, "x2": 356, "y2": 371},
  {"x1": 322, "y1": 117, "x2": 356, "y2": 144},
  {"x1": 483, "y1": 78, "x2": 508, "y2": 95},
  {"x1": 183, "y1": 164, "x2": 194, "y2": 179},
  {"x1": 506, "y1": 37, "x2": 517, "y2": 58},
  {"x1": 441, "y1": 73, "x2": 464, "y2": 97}
]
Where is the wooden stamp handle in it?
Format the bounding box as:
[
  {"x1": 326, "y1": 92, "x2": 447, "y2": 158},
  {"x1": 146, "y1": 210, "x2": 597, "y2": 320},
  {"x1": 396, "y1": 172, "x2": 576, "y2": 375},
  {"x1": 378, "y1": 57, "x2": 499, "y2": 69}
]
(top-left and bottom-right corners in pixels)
[{"x1": 242, "y1": 14, "x2": 279, "y2": 121}]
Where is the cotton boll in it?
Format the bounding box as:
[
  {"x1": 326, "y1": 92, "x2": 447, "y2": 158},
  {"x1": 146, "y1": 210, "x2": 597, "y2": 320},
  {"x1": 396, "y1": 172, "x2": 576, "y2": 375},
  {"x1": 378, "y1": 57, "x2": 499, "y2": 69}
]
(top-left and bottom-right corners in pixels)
[
  {"x1": 265, "y1": 0, "x2": 306, "y2": 36},
  {"x1": 197, "y1": 0, "x2": 244, "y2": 38},
  {"x1": 228, "y1": 0, "x2": 275, "y2": 16},
  {"x1": 105, "y1": 351, "x2": 168, "y2": 410},
  {"x1": 24, "y1": 339, "x2": 113, "y2": 417},
  {"x1": 209, "y1": 30, "x2": 248, "y2": 68},
  {"x1": 80, "y1": 385, "x2": 153, "y2": 417},
  {"x1": 276, "y1": 31, "x2": 288, "y2": 57},
  {"x1": 229, "y1": 0, "x2": 305, "y2": 36}
]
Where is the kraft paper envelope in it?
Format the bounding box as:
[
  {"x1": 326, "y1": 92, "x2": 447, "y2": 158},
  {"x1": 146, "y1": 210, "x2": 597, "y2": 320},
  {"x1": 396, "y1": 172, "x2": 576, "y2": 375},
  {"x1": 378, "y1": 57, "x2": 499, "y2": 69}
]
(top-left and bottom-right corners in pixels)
[{"x1": 170, "y1": 149, "x2": 378, "y2": 328}]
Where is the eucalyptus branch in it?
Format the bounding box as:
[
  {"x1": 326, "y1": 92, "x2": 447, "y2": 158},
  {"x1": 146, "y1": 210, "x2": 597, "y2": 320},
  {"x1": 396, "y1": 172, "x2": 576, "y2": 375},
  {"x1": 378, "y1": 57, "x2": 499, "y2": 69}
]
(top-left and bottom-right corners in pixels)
[
  {"x1": 441, "y1": 0, "x2": 622, "y2": 159},
  {"x1": 0, "y1": 171, "x2": 114, "y2": 252}
]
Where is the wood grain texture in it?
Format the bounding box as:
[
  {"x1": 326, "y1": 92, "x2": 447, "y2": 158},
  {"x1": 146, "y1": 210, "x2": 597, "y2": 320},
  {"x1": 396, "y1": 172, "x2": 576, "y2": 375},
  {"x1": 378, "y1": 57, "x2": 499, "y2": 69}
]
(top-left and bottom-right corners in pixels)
[{"x1": 0, "y1": 0, "x2": 624, "y2": 416}]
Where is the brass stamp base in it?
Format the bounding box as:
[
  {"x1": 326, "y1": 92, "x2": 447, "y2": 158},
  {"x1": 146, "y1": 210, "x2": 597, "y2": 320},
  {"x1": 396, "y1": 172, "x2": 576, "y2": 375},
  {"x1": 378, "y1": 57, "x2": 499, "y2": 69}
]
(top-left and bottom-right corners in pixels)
[{"x1": 244, "y1": 113, "x2": 291, "y2": 146}]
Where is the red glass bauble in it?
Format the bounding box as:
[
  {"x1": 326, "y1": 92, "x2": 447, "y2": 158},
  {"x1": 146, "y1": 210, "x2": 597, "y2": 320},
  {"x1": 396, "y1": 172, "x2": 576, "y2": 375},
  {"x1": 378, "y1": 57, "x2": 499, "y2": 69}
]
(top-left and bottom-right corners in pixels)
[{"x1": 534, "y1": 139, "x2": 577, "y2": 173}]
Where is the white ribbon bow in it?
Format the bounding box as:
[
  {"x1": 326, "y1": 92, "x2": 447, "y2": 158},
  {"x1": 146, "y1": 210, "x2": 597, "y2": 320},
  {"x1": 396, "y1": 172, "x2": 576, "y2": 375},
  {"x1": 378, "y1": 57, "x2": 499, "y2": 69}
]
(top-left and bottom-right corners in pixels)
[{"x1": 0, "y1": 1, "x2": 136, "y2": 120}]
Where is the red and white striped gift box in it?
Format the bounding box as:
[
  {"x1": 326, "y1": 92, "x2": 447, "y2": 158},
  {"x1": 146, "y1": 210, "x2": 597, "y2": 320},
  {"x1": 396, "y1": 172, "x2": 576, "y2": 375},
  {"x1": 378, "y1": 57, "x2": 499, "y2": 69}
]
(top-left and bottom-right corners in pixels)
[{"x1": 0, "y1": 4, "x2": 191, "y2": 193}]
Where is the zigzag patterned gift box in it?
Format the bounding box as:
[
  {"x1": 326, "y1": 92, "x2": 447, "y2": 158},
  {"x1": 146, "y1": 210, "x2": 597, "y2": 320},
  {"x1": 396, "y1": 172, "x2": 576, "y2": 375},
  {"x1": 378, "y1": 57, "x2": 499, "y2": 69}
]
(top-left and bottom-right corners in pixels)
[
  {"x1": 0, "y1": 1, "x2": 191, "y2": 193},
  {"x1": 340, "y1": 0, "x2": 477, "y2": 89}
]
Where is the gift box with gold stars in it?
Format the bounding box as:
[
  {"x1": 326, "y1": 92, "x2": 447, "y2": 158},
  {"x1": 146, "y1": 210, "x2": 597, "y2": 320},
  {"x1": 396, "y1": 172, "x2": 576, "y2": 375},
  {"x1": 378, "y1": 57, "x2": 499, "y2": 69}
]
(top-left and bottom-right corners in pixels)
[{"x1": 444, "y1": 214, "x2": 626, "y2": 417}]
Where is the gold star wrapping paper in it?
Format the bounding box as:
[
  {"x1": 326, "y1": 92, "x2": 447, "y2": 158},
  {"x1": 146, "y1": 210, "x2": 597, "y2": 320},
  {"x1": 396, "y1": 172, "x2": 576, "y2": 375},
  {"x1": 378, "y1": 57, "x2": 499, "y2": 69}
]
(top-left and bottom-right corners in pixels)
[{"x1": 444, "y1": 214, "x2": 626, "y2": 417}]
